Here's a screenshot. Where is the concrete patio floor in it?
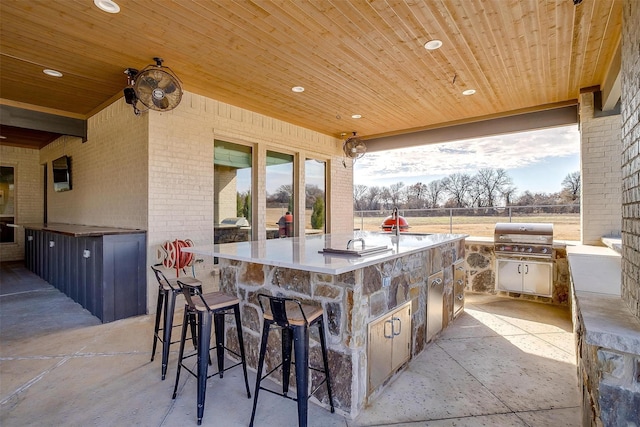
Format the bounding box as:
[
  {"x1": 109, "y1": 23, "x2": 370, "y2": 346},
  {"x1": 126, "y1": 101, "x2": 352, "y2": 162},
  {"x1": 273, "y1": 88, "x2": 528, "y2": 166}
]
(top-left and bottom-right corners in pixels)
[{"x1": 0, "y1": 261, "x2": 581, "y2": 426}]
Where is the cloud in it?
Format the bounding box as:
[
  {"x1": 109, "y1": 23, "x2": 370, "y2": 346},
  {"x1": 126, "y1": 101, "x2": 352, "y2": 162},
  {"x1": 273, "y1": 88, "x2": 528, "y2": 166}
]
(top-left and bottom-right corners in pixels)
[{"x1": 354, "y1": 126, "x2": 580, "y2": 189}]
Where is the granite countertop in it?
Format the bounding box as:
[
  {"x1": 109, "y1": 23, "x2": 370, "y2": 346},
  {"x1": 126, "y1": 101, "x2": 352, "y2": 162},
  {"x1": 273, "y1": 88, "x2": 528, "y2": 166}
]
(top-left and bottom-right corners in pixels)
[
  {"x1": 20, "y1": 223, "x2": 145, "y2": 237},
  {"x1": 184, "y1": 231, "x2": 467, "y2": 275},
  {"x1": 567, "y1": 245, "x2": 621, "y2": 296},
  {"x1": 567, "y1": 245, "x2": 640, "y2": 355}
]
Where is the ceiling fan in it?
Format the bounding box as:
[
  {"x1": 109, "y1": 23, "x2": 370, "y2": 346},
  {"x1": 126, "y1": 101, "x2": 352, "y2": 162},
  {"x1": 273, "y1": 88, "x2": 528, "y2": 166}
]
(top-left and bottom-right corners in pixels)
[
  {"x1": 124, "y1": 57, "x2": 183, "y2": 115},
  {"x1": 342, "y1": 132, "x2": 367, "y2": 166}
]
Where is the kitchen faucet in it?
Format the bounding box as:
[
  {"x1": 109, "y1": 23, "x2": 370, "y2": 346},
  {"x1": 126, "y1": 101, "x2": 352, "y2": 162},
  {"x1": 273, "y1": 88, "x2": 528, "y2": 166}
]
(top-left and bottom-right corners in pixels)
[
  {"x1": 392, "y1": 207, "x2": 400, "y2": 236},
  {"x1": 347, "y1": 238, "x2": 365, "y2": 250}
]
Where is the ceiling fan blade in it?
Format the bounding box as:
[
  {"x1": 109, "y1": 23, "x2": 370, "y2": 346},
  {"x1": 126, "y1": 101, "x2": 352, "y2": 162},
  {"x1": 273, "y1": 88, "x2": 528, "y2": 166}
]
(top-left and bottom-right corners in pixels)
[
  {"x1": 140, "y1": 75, "x2": 159, "y2": 89},
  {"x1": 165, "y1": 90, "x2": 181, "y2": 107},
  {"x1": 163, "y1": 81, "x2": 177, "y2": 94},
  {"x1": 152, "y1": 96, "x2": 169, "y2": 109}
]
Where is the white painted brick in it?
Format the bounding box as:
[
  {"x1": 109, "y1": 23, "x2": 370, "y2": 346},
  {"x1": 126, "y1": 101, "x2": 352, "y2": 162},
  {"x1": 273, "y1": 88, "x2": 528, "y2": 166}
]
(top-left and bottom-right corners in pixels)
[{"x1": 580, "y1": 91, "x2": 623, "y2": 245}]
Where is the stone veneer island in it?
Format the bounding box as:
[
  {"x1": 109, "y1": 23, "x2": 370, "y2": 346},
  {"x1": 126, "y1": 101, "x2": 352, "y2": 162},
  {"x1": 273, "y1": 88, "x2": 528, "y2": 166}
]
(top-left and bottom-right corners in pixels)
[{"x1": 185, "y1": 231, "x2": 467, "y2": 419}]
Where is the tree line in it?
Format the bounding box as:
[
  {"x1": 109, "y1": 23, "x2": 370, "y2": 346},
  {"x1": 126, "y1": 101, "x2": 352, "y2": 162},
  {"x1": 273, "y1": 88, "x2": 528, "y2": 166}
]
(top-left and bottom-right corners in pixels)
[{"x1": 354, "y1": 168, "x2": 580, "y2": 211}]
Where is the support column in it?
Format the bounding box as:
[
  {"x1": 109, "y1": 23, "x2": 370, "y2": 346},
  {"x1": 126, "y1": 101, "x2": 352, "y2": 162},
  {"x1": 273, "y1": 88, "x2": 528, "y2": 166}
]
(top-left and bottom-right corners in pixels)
[{"x1": 578, "y1": 91, "x2": 622, "y2": 244}]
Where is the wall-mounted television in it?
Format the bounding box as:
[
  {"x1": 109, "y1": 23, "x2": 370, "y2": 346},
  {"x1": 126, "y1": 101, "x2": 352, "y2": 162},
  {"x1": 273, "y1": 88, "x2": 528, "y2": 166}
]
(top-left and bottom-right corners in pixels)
[{"x1": 52, "y1": 155, "x2": 71, "y2": 192}]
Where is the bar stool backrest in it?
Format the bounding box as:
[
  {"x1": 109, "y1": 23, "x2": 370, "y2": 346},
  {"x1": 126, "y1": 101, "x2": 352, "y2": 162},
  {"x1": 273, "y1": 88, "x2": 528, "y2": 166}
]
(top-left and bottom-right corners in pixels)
[
  {"x1": 151, "y1": 264, "x2": 178, "y2": 291},
  {"x1": 177, "y1": 280, "x2": 209, "y2": 312},
  {"x1": 257, "y1": 294, "x2": 309, "y2": 328}
]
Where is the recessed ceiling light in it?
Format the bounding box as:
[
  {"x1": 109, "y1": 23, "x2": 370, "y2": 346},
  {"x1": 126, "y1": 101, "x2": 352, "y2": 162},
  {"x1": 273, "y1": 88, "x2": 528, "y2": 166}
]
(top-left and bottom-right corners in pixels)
[
  {"x1": 43, "y1": 69, "x2": 63, "y2": 77},
  {"x1": 462, "y1": 89, "x2": 476, "y2": 96},
  {"x1": 351, "y1": 114, "x2": 362, "y2": 119},
  {"x1": 291, "y1": 86, "x2": 305, "y2": 93},
  {"x1": 424, "y1": 39, "x2": 443, "y2": 50},
  {"x1": 94, "y1": 0, "x2": 120, "y2": 13}
]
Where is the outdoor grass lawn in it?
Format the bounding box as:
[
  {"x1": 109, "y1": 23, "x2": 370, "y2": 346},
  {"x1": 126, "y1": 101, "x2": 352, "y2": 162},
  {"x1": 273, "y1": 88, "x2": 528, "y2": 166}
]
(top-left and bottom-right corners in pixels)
[{"x1": 353, "y1": 214, "x2": 581, "y2": 240}]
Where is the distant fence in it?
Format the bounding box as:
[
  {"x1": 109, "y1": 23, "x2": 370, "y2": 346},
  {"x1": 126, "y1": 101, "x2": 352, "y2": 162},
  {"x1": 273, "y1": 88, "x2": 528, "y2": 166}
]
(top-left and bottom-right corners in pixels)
[{"x1": 354, "y1": 204, "x2": 581, "y2": 240}]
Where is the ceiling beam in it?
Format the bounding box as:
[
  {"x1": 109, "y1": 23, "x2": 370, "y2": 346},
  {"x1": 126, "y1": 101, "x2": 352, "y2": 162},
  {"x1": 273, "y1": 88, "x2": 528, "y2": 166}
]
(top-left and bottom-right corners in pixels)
[
  {"x1": 364, "y1": 105, "x2": 578, "y2": 153},
  {"x1": 0, "y1": 105, "x2": 87, "y2": 141},
  {"x1": 601, "y1": 42, "x2": 622, "y2": 112}
]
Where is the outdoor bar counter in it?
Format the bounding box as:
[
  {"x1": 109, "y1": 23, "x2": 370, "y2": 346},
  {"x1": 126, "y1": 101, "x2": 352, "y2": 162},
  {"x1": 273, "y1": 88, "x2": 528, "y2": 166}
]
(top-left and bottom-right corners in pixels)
[
  {"x1": 23, "y1": 223, "x2": 147, "y2": 322},
  {"x1": 184, "y1": 231, "x2": 467, "y2": 418}
]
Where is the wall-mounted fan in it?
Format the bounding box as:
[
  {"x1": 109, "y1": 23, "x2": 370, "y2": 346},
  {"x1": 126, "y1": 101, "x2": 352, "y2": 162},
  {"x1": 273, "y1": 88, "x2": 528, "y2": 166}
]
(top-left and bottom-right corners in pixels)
[
  {"x1": 123, "y1": 57, "x2": 183, "y2": 115},
  {"x1": 342, "y1": 132, "x2": 367, "y2": 162}
]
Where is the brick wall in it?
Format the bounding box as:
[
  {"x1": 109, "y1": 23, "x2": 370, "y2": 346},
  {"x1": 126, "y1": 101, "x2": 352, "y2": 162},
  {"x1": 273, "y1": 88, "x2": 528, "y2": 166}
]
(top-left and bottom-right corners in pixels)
[
  {"x1": 579, "y1": 91, "x2": 622, "y2": 245},
  {"x1": 621, "y1": 0, "x2": 640, "y2": 319},
  {"x1": 40, "y1": 99, "x2": 149, "y2": 229},
  {"x1": 0, "y1": 146, "x2": 44, "y2": 261}
]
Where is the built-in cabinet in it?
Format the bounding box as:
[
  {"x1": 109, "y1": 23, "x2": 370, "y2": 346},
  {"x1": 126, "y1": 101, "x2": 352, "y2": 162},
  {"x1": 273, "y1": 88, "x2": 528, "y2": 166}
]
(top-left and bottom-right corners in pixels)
[
  {"x1": 24, "y1": 225, "x2": 147, "y2": 322},
  {"x1": 496, "y1": 258, "x2": 552, "y2": 296},
  {"x1": 427, "y1": 271, "x2": 444, "y2": 342},
  {"x1": 367, "y1": 301, "x2": 412, "y2": 393}
]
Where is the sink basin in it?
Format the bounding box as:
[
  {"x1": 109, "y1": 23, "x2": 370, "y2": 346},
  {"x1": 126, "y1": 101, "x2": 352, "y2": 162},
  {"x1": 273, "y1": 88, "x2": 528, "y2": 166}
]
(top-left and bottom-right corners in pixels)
[
  {"x1": 377, "y1": 232, "x2": 432, "y2": 236},
  {"x1": 319, "y1": 245, "x2": 391, "y2": 257}
]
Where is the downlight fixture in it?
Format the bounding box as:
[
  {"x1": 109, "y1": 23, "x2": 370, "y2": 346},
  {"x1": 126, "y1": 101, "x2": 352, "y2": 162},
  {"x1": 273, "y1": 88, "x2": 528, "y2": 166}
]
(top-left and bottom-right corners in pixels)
[
  {"x1": 94, "y1": 0, "x2": 120, "y2": 13},
  {"x1": 43, "y1": 69, "x2": 63, "y2": 77},
  {"x1": 424, "y1": 39, "x2": 443, "y2": 50}
]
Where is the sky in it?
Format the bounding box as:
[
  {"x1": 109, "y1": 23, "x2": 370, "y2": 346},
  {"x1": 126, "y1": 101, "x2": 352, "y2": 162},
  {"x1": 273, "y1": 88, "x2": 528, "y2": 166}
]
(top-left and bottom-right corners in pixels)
[{"x1": 353, "y1": 125, "x2": 580, "y2": 195}]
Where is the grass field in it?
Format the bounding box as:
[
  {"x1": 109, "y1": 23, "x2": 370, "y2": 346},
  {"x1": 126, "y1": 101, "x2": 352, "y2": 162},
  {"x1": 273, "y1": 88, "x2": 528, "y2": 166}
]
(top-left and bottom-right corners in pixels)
[
  {"x1": 266, "y1": 208, "x2": 581, "y2": 240},
  {"x1": 354, "y1": 214, "x2": 581, "y2": 240}
]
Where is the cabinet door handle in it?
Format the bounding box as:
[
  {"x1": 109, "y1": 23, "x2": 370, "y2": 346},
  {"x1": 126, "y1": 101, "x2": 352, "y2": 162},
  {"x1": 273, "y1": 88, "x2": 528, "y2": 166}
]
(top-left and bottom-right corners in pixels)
[
  {"x1": 432, "y1": 278, "x2": 442, "y2": 285},
  {"x1": 457, "y1": 295, "x2": 464, "y2": 301},
  {"x1": 524, "y1": 264, "x2": 529, "y2": 274},
  {"x1": 392, "y1": 317, "x2": 401, "y2": 336},
  {"x1": 517, "y1": 264, "x2": 521, "y2": 274},
  {"x1": 384, "y1": 319, "x2": 394, "y2": 339}
]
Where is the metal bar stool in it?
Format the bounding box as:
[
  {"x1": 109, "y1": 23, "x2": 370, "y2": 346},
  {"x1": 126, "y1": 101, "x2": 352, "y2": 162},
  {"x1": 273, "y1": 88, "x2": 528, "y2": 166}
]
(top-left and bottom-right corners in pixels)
[
  {"x1": 172, "y1": 281, "x2": 251, "y2": 426},
  {"x1": 249, "y1": 294, "x2": 334, "y2": 427},
  {"x1": 150, "y1": 264, "x2": 202, "y2": 380}
]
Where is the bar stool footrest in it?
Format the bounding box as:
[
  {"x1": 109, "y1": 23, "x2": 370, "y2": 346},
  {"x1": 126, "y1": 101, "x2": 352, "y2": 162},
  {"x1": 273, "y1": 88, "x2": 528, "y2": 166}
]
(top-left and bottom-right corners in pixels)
[
  {"x1": 177, "y1": 346, "x2": 245, "y2": 380},
  {"x1": 257, "y1": 361, "x2": 330, "y2": 402}
]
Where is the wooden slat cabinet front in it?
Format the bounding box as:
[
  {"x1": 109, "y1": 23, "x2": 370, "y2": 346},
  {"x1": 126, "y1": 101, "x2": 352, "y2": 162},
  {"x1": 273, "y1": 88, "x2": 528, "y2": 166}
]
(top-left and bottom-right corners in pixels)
[{"x1": 23, "y1": 227, "x2": 146, "y2": 322}]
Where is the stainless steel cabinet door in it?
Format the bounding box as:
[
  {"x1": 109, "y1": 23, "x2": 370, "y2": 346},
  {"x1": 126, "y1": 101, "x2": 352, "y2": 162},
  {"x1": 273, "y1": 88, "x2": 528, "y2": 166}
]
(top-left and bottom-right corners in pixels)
[
  {"x1": 453, "y1": 261, "x2": 465, "y2": 316},
  {"x1": 497, "y1": 259, "x2": 552, "y2": 296},
  {"x1": 427, "y1": 271, "x2": 444, "y2": 342},
  {"x1": 368, "y1": 313, "x2": 394, "y2": 392},
  {"x1": 522, "y1": 261, "x2": 552, "y2": 296},
  {"x1": 390, "y1": 304, "x2": 411, "y2": 372},
  {"x1": 497, "y1": 259, "x2": 522, "y2": 292},
  {"x1": 368, "y1": 302, "x2": 412, "y2": 394}
]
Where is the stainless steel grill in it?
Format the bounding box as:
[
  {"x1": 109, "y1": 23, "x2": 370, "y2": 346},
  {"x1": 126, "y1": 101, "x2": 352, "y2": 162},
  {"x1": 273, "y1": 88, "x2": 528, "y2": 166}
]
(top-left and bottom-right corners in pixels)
[{"x1": 494, "y1": 222, "x2": 553, "y2": 258}]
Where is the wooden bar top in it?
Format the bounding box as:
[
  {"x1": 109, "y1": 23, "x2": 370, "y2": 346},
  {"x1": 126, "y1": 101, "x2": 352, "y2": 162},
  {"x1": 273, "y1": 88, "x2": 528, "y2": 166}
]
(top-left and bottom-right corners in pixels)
[{"x1": 21, "y1": 223, "x2": 146, "y2": 237}]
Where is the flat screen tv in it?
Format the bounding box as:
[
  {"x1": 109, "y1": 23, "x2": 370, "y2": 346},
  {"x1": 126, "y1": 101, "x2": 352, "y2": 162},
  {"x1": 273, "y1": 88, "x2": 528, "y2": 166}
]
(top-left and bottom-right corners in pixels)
[{"x1": 52, "y1": 155, "x2": 71, "y2": 192}]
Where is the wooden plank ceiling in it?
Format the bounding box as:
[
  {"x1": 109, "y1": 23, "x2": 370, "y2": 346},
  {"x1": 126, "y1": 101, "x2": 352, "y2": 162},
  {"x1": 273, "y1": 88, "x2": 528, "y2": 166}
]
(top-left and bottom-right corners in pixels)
[{"x1": 0, "y1": 0, "x2": 622, "y2": 149}]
